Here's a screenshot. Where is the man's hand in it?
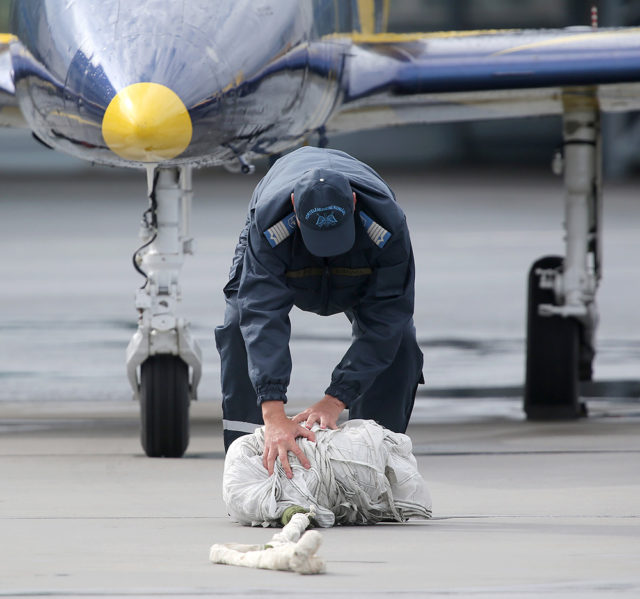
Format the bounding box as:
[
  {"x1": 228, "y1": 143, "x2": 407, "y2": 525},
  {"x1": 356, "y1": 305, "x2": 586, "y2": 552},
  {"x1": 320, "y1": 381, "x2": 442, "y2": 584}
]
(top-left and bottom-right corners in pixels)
[
  {"x1": 262, "y1": 400, "x2": 315, "y2": 479},
  {"x1": 292, "y1": 394, "x2": 346, "y2": 431}
]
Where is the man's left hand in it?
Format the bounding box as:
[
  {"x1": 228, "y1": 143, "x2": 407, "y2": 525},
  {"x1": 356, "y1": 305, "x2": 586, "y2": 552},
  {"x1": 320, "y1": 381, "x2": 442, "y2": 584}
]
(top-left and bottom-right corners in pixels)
[{"x1": 292, "y1": 394, "x2": 346, "y2": 430}]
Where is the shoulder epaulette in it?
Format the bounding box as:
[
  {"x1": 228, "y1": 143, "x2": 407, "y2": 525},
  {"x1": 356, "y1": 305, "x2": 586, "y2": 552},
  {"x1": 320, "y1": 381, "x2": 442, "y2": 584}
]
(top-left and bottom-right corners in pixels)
[
  {"x1": 263, "y1": 211, "x2": 298, "y2": 247},
  {"x1": 359, "y1": 211, "x2": 391, "y2": 248}
]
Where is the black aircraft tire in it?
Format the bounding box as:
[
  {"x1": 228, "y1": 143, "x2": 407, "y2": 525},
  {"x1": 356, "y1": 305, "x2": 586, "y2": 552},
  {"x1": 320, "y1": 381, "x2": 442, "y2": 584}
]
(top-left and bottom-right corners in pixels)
[
  {"x1": 140, "y1": 355, "x2": 190, "y2": 457},
  {"x1": 524, "y1": 256, "x2": 584, "y2": 420}
]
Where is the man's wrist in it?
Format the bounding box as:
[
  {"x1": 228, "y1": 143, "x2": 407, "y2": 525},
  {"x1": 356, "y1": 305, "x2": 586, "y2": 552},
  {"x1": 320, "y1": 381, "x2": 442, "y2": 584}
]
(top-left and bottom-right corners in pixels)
[
  {"x1": 324, "y1": 394, "x2": 346, "y2": 409},
  {"x1": 261, "y1": 399, "x2": 287, "y2": 423}
]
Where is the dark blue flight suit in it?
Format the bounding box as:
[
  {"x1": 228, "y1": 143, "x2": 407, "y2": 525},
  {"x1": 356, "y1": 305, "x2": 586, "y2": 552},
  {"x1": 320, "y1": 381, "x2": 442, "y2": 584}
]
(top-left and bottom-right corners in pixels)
[{"x1": 215, "y1": 147, "x2": 424, "y2": 450}]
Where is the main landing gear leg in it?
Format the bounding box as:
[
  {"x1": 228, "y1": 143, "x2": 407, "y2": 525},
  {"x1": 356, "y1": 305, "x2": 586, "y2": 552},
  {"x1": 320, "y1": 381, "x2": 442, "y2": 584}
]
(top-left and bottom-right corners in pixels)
[
  {"x1": 525, "y1": 90, "x2": 601, "y2": 420},
  {"x1": 126, "y1": 166, "x2": 202, "y2": 457}
]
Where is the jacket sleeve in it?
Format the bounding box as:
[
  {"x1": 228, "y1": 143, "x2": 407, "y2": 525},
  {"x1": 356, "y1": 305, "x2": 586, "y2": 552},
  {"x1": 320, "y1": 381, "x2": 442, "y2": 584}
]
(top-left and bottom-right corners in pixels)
[
  {"x1": 325, "y1": 221, "x2": 415, "y2": 407},
  {"x1": 237, "y1": 215, "x2": 296, "y2": 406},
  {"x1": 222, "y1": 214, "x2": 251, "y2": 297}
]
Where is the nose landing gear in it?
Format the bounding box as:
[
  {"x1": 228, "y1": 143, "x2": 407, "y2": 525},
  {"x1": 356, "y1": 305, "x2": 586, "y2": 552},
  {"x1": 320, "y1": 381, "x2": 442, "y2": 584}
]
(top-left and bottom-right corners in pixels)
[{"x1": 126, "y1": 166, "x2": 202, "y2": 457}]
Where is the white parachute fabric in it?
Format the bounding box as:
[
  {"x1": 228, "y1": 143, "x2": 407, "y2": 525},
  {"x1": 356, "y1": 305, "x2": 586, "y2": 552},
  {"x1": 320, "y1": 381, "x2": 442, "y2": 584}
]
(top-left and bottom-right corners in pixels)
[{"x1": 223, "y1": 419, "x2": 432, "y2": 527}]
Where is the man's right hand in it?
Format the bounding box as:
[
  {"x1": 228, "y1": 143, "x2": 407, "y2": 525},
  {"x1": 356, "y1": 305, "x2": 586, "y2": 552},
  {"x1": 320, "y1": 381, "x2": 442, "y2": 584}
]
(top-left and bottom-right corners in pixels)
[{"x1": 262, "y1": 400, "x2": 316, "y2": 479}]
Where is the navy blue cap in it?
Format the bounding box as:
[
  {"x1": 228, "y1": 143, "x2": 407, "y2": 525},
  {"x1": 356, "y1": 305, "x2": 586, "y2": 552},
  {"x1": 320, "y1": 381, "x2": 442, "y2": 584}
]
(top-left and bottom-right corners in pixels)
[{"x1": 293, "y1": 168, "x2": 355, "y2": 257}]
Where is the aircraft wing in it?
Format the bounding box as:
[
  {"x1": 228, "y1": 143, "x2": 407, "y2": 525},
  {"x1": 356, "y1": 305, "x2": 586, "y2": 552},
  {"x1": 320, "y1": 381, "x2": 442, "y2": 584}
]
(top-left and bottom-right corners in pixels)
[
  {"x1": 0, "y1": 34, "x2": 26, "y2": 127},
  {"x1": 326, "y1": 28, "x2": 640, "y2": 134}
]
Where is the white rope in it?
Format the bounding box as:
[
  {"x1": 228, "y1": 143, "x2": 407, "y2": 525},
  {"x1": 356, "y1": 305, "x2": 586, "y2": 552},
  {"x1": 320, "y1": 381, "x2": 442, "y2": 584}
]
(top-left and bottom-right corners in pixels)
[{"x1": 209, "y1": 511, "x2": 325, "y2": 575}]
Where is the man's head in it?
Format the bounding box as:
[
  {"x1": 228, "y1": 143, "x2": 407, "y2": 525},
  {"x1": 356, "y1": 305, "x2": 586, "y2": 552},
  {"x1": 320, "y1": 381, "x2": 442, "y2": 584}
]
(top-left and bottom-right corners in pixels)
[{"x1": 292, "y1": 168, "x2": 356, "y2": 257}]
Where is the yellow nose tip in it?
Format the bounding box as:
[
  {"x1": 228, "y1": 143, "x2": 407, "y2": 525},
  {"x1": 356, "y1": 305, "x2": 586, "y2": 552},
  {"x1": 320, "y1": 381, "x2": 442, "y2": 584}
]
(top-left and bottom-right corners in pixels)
[{"x1": 102, "y1": 82, "x2": 192, "y2": 162}]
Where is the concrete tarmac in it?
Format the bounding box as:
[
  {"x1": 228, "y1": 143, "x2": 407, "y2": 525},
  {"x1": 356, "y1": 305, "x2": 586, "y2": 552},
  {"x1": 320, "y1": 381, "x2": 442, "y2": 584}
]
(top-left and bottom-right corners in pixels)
[
  {"x1": 1, "y1": 166, "x2": 639, "y2": 597},
  {"x1": 1, "y1": 399, "x2": 639, "y2": 598}
]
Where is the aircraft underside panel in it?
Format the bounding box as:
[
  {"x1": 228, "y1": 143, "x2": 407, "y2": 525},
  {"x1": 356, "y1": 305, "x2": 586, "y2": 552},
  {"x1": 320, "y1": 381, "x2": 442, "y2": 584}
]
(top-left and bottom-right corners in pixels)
[{"x1": 325, "y1": 83, "x2": 640, "y2": 133}]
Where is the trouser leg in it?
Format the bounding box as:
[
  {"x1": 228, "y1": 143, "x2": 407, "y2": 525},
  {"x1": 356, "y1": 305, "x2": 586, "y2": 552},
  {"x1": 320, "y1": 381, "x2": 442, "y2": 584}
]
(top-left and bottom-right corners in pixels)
[
  {"x1": 214, "y1": 292, "x2": 263, "y2": 451},
  {"x1": 347, "y1": 319, "x2": 424, "y2": 433}
]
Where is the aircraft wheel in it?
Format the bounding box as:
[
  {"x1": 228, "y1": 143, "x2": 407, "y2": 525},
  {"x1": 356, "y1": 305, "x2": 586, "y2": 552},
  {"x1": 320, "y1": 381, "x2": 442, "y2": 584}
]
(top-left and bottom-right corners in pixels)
[
  {"x1": 140, "y1": 355, "x2": 190, "y2": 457},
  {"x1": 524, "y1": 256, "x2": 585, "y2": 419},
  {"x1": 578, "y1": 328, "x2": 595, "y2": 382}
]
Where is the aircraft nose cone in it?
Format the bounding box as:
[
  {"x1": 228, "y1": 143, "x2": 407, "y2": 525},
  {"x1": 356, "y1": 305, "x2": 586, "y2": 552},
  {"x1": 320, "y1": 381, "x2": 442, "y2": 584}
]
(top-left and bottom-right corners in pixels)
[{"x1": 101, "y1": 83, "x2": 192, "y2": 162}]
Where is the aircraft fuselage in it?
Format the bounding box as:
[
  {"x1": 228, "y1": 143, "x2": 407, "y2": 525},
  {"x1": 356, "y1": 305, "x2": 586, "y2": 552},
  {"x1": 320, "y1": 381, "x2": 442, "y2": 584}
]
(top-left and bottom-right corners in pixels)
[{"x1": 10, "y1": 0, "x2": 354, "y2": 168}]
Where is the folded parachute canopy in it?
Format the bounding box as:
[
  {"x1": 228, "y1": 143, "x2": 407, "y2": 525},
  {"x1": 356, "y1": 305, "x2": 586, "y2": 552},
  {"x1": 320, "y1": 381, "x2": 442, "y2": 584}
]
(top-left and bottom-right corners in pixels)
[{"x1": 223, "y1": 419, "x2": 432, "y2": 527}]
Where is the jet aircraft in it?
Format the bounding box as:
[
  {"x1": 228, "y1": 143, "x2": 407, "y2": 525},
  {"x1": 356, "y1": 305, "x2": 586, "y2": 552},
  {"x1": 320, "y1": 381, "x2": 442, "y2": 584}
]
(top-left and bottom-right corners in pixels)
[{"x1": 2, "y1": 0, "x2": 640, "y2": 457}]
